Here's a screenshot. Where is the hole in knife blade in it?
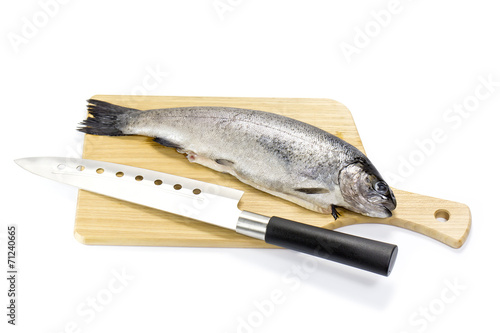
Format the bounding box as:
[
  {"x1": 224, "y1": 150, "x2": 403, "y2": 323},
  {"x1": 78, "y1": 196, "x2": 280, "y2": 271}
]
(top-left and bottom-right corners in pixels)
[
  {"x1": 116, "y1": 171, "x2": 124, "y2": 177},
  {"x1": 96, "y1": 168, "x2": 104, "y2": 174},
  {"x1": 193, "y1": 188, "x2": 201, "y2": 195},
  {"x1": 57, "y1": 164, "x2": 66, "y2": 170},
  {"x1": 154, "y1": 179, "x2": 163, "y2": 185},
  {"x1": 173, "y1": 184, "x2": 182, "y2": 190},
  {"x1": 76, "y1": 165, "x2": 85, "y2": 171},
  {"x1": 135, "y1": 175, "x2": 143, "y2": 181}
]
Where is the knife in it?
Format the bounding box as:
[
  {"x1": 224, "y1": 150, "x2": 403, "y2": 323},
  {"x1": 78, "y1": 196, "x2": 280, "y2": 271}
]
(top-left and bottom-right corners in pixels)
[{"x1": 15, "y1": 157, "x2": 398, "y2": 276}]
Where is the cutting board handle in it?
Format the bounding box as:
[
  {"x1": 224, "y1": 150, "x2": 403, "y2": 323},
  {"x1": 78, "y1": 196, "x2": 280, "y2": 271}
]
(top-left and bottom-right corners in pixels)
[{"x1": 327, "y1": 188, "x2": 471, "y2": 248}]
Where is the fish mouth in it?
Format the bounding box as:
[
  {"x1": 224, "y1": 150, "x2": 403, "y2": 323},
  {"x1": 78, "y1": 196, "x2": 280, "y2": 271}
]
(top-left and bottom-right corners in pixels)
[
  {"x1": 366, "y1": 205, "x2": 393, "y2": 218},
  {"x1": 381, "y1": 206, "x2": 393, "y2": 217},
  {"x1": 365, "y1": 194, "x2": 396, "y2": 218},
  {"x1": 379, "y1": 196, "x2": 397, "y2": 217},
  {"x1": 368, "y1": 199, "x2": 396, "y2": 218},
  {"x1": 379, "y1": 190, "x2": 397, "y2": 216},
  {"x1": 356, "y1": 203, "x2": 394, "y2": 218}
]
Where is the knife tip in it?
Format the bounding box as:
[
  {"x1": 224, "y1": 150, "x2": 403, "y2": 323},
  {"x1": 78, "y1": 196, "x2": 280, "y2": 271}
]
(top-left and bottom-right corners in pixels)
[
  {"x1": 14, "y1": 158, "x2": 25, "y2": 166},
  {"x1": 14, "y1": 157, "x2": 38, "y2": 171},
  {"x1": 14, "y1": 157, "x2": 29, "y2": 170}
]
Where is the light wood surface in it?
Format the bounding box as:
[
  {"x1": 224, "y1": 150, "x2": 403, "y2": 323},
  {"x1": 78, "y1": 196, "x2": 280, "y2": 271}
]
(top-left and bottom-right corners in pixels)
[{"x1": 75, "y1": 95, "x2": 471, "y2": 248}]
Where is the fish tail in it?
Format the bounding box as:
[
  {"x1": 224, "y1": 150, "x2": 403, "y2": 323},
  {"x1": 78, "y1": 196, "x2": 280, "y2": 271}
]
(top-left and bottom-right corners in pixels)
[{"x1": 77, "y1": 99, "x2": 140, "y2": 136}]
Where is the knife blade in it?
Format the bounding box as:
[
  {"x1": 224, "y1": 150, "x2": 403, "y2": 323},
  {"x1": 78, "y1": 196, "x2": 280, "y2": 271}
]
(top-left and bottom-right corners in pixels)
[{"x1": 15, "y1": 157, "x2": 398, "y2": 276}]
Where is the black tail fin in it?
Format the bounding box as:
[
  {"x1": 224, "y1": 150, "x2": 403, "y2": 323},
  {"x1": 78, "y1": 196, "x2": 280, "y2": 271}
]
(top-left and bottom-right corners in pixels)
[{"x1": 77, "y1": 99, "x2": 140, "y2": 136}]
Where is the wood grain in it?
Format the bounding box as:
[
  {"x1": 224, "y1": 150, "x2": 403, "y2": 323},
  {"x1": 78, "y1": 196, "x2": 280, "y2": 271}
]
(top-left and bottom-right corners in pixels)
[{"x1": 75, "y1": 95, "x2": 471, "y2": 248}]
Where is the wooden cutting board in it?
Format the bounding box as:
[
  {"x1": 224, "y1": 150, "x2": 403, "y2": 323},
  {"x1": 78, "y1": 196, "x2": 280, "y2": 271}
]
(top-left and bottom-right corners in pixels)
[{"x1": 75, "y1": 95, "x2": 471, "y2": 248}]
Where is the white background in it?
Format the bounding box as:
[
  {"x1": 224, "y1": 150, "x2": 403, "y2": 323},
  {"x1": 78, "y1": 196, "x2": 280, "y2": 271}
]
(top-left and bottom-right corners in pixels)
[{"x1": 1, "y1": 0, "x2": 499, "y2": 332}]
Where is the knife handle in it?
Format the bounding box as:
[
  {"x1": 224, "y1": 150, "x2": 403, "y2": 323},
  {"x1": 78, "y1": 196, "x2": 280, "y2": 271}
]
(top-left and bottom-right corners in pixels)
[{"x1": 236, "y1": 212, "x2": 398, "y2": 276}]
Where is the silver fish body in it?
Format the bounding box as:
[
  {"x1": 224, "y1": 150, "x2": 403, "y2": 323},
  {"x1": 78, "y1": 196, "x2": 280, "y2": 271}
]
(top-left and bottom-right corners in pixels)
[{"x1": 78, "y1": 100, "x2": 396, "y2": 218}]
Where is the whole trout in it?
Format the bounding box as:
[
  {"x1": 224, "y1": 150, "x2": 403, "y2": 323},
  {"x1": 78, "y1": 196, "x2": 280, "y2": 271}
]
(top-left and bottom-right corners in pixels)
[{"x1": 78, "y1": 100, "x2": 396, "y2": 218}]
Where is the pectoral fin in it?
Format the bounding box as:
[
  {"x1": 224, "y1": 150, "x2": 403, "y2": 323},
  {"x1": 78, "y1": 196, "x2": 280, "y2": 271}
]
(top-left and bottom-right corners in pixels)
[
  {"x1": 294, "y1": 187, "x2": 330, "y2": 194},
  {"x1": 215, "y1": 159, "x2": 235, "y2": 166},
  {"x1": 331, "y1": 204, "x2": 341, "y2": 220}
]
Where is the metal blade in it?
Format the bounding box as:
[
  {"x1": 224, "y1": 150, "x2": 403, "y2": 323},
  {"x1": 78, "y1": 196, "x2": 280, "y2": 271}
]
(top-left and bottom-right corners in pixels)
[{"x1": 15, "y1": 157, "x2": 244, "y2": 230}]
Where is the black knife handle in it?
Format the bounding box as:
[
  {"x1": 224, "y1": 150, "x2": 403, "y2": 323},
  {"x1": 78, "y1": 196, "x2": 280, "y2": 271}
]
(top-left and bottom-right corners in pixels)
[{"x1": 264, "y1": 216, "x2": 398, "y2": 276}]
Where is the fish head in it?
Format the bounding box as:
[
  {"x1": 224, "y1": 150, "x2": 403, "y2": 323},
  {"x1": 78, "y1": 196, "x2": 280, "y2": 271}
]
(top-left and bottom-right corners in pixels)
[{"x1": 338, "y1": 161, "x2": 396, "y2": 218}]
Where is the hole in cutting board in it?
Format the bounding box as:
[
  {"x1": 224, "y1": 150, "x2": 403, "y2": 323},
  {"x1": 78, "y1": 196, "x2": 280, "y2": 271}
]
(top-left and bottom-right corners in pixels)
[{"x1": 434, "y1": 209, "x2": 450, "y2": 222}]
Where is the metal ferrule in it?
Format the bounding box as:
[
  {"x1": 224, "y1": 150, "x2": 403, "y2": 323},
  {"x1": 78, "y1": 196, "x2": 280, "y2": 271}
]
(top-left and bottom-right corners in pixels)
[{"x1": 236, "y1": 211, "x2": 270, "y2": 240}]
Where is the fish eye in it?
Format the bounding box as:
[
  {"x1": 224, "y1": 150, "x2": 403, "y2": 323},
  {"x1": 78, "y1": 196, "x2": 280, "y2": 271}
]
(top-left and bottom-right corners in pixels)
[{"x1": 374, "y1": 181, "x2": 389, "y2": 194}]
